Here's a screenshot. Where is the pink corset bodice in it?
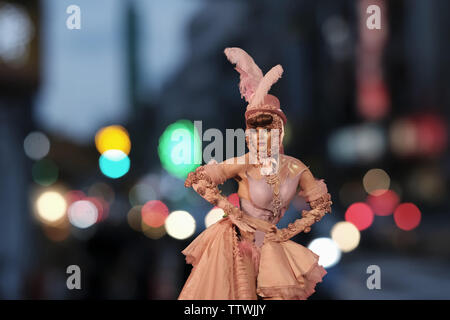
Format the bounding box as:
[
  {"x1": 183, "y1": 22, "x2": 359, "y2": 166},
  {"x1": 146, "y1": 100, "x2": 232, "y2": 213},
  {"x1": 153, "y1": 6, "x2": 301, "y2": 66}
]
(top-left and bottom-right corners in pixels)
[{"x1": 240, "y1": 168, "x2": 306, "y2": 225}]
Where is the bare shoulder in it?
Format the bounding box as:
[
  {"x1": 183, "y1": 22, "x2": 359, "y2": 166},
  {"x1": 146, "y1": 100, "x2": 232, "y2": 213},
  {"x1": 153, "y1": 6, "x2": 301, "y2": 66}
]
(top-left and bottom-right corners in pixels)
[{"x1": 280, "y1": 154, "x2": 309, "y2": 177}]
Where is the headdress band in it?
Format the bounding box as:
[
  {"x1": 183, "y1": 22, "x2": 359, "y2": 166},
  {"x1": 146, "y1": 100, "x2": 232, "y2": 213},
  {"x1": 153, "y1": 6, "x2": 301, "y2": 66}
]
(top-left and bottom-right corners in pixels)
[{"x1": 245, "y1": 108, "x2": 287, "y2": 125}]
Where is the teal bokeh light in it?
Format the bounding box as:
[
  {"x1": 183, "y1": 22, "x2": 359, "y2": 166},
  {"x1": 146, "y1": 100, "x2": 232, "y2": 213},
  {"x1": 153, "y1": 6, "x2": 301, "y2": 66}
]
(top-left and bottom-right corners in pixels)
[{"x1": 99, "y1": 150, "x2": 130, "y2": 179}]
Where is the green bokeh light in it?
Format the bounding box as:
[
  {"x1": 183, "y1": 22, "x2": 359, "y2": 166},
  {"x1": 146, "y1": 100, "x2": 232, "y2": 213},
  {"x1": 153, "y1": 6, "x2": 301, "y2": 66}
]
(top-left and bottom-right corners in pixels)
[
  {"x1": 158, "y1": 120, "x2": 201, "y2": 179},
  {"x1": 32, "y1": 158, "x2": 59, "y2": 186}
]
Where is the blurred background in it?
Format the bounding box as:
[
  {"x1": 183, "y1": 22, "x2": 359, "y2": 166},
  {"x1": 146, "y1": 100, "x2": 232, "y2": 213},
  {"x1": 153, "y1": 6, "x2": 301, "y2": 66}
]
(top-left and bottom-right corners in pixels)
[{"x1": 0, "y1": 0, "x2": 449, "y2": 299}]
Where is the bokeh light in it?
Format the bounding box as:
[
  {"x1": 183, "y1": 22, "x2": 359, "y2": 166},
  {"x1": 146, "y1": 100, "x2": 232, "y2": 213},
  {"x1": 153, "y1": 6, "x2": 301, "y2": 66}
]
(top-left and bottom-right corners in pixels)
[
  {"x1": 142, "y1": 223, "x2": 166, "y2": 240},
  {"x1": 127, "y1": 205, "x2": 143, "y2": 231},
  {"x1": 308, "y1": 237, "x2": 341, "y2": 268},
  {"x1": 68, "y1": 200, "x2": 98, "y2": 229},
  {"x1": 394, "y1": 203, "x2": 421, "y2": 231},
  {"x1": 363, "y1": 168, "x2": 390, "y2": 196},
  {"x1": 331, "y1": 221, "x2": 361, "y2": 252},
  {"x1": 141, "y1": 200, "x2": 169, "y2": 228},
  {"x1": 95, "y1": 125, "x2": 131, "y2": 155},
  {"x1": 32, "y1": 158, "x2": 59, "y2": 186},
  {"x1": 415, "y1": 113, "x2": 448, "y2": 157},
  {"x1": 366, "y1": 189, "x2": 400, "y2": 216},
  {"x1": 407, "y1": 167, "x2": 446, "y2": 204},
  {"x1": 85, "y1": 196, "x2": 108, "y2": 222},
  {"x1": 158, "y1": 120, "x2": 201, "y2": 179},
  {"x1": 390, "y1": 119, "x2": 418, "y2": 157},
  {"x1": 227, "y1": 193, "x2": 240, "y2": 208},
  {"x1": 354, "y1": 124, "x2": 386, "y2": 163},
  {"x1": 328, "y1": 124, "x2": 385, "y2": 165},
  {"x1": 357, "y1": 79, "x2": 390, "y2": 121},
  {"x1": 99, "y1": 149, "x2": 130, "y2": 179},
  {"x1": 390, "y1": 114, "x2": 448, "y2": 158},
  {"x1": 328, "y1": 127, "x2": 357, "y2": 164},
  {"x1": 165, "y1": 210, "x2": 196, "y2": 240},
  {"x1": 36, "y1": 191, "x2": 67, "y2": 225},
  {"x1": 0, "y1": 2, "x2": 34, "y2": 66},
  {"x1": 23, "y1": 131, "x2": 50, "y2": 160},
  {"x1": 345, "y1": 202, "x2": 374, "y2": 231},
  {"x1": 205, "y1": 207, "x2": 225, "y2": 228},
  {"x1": 129, "y1": 182, "x2": 157, "y2": 206}
]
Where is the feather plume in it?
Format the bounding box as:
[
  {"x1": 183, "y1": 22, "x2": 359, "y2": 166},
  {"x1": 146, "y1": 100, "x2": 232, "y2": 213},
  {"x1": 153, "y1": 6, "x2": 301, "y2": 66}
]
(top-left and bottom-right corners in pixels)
[
  {"x1": 224, "y1": 47, "x2": 264, "y2": 103},
  {"x1": 250, "y1": 64, "x2": 283, "y2": 107}
]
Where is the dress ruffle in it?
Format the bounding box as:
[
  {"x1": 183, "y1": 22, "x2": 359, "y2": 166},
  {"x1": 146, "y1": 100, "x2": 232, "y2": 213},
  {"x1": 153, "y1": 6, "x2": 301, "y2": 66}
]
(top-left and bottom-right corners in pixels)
[
  {"x1": 178, "y1": 216, "x2": 326, "y2": 300},
  {"x1": 255, "y1": 238, "x2": 327, "y2": 300},
  {"x1": 256, "y1": 259, "x2": 327, "y2": 300}
]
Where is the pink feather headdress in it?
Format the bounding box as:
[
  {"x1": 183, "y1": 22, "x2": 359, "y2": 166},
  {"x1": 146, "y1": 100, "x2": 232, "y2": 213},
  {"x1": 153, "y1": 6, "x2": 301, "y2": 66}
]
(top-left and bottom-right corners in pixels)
[{"x1": 224, "y1": 47, "x2": 287, "y2": 125}]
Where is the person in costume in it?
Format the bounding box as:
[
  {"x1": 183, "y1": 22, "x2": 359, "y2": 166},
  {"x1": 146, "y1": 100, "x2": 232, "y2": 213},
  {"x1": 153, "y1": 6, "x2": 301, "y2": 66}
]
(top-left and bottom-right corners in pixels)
[{"x1": 178, "y1": 47, "x2": 332, "y2": 300}]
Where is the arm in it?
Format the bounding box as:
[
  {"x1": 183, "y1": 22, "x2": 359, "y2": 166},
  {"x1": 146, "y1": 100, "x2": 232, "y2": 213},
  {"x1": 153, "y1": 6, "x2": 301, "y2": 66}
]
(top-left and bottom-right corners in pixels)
[
  {"x1": 266, "y1": 168, "x2": 333, "y2": 242},
  {"x1": 184, "y1": 156, "x2": 249, "y2": 219}
]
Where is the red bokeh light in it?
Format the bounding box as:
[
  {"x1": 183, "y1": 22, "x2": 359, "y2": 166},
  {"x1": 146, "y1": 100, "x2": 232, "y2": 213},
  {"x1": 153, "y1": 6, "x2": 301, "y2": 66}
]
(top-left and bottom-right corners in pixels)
[
  {"x1": 345, "y1": 202, "x2": 374, "y2": 231},
  {"x1": 141, "y1": 200, "x2": 169, "y2": 228},
  {"x1": 357, "y1": 79, "x2": 390, "y2": 121},
  {"x1": 228, "y1": 193, "x2": 240, "y2": 208},
  {"x1": 394, "y1": 203, "x2": 421, "y2": 231},
  {"x1": 414, "y1": 114, "x2": 448, "y2": 156},
  {"x1": 366, "y1": 189, "x2": 400, "y2": 216}
]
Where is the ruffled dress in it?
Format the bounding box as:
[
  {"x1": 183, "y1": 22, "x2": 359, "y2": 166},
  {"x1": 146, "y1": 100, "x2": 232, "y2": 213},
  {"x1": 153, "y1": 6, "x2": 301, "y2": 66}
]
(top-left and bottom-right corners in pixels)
[{"x1": 178, "y1": 168, "x2": 327, "y2": 300}]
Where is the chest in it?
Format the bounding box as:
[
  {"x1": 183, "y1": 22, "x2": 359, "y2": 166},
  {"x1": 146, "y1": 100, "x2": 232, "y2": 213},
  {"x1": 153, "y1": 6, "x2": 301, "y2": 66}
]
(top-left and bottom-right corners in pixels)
[{"x1": 246, "y1": 173, "x2": 302, "y2": 210}]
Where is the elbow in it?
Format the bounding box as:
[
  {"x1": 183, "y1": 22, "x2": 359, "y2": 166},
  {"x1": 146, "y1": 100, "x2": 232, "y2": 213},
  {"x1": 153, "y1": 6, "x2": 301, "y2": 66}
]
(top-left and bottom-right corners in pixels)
[{"x1": 299, "y1": 178, "x2": 328, "y2": 202}]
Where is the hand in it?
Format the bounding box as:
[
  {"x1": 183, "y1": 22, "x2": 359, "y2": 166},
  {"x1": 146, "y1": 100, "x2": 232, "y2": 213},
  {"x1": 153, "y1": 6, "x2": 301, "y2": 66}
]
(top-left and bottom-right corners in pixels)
[
  {"x1": 302, "y1": 208, "x2": 326, "y2": 223},
  {"x1": 265, "y1": 226, "x2": 289, "y2": 242}
]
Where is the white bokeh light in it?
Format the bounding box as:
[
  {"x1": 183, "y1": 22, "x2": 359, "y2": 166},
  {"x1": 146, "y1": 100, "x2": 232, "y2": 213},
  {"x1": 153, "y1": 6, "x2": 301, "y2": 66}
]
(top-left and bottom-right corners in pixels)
[
  {"x1": 308, "y1": 237, "x2": 342, "y2": 268},
  {"x1": 68, "y1": 200, "x2": 98, "y2": 229},
  {"x1": 165, "y1": 210, "x2": 195, "y2": 240},
  {"x1": 36, "y1": 191, "x2": 67, "y2": 224},
  {"x1": 331, "y1": 221, "x2": 361, "y2": 252},
  {"x1": 204, "y1": 207, "x2": 225, "y2": 228}
]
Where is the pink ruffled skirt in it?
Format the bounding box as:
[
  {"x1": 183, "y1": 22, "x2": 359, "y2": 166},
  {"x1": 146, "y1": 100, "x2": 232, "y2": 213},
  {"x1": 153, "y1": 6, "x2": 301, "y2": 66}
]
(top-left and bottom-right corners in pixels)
[{"x1": 178, "y1": 216, "x2": 327, "y2": 300}]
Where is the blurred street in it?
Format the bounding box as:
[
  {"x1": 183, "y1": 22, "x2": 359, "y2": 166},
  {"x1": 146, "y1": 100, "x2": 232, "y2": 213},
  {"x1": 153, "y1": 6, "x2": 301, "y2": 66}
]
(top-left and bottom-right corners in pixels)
[{"x1": 0, "y1": 0, "x2": 449, "y2": 299}]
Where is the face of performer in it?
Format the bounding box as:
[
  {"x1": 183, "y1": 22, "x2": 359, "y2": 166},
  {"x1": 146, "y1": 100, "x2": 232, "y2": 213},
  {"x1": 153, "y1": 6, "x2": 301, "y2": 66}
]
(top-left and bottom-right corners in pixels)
[{"x1": 246, "y1": 113, "x2": 282, "y2": 158}]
